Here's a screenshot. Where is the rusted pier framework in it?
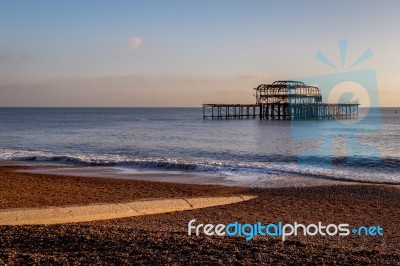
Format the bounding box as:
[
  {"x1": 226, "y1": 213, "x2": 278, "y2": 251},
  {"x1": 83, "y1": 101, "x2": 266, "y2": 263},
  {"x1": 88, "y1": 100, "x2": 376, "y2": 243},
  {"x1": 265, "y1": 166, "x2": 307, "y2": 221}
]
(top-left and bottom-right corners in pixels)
[
  {"x1": 203, "y1": 104, "x2": 259, "y2": 119},
  {"x1": 258, "y1": 103, "x2": 358, "y2": 120},
  {"x1": 203, "y1": 80, "x2": 359, "y2": 120}
]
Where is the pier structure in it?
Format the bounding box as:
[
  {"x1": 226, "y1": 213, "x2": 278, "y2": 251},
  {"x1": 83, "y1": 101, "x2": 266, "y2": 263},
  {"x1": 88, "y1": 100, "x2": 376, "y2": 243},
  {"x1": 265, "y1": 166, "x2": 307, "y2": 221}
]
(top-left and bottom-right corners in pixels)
[
  {"x1": 202, "y1": 104, "x2": 259, "y2": 119},
  {"x1": 203, "y1": 80, "x2": 359, "y2": 120}
]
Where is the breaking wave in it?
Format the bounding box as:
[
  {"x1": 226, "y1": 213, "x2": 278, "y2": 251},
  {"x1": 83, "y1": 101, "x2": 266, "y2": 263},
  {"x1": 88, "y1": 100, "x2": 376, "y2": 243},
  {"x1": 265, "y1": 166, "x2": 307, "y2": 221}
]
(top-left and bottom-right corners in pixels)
[{"x1": 1, "y1": 149, "x2": 399, "y2": 184}]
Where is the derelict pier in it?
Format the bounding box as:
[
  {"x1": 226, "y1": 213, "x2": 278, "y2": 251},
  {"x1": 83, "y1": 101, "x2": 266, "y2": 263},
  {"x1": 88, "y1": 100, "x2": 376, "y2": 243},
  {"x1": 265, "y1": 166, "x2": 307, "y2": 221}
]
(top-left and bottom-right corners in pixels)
[{"x1": 203, "y1": 80, "x2": 359, "y2": 120}]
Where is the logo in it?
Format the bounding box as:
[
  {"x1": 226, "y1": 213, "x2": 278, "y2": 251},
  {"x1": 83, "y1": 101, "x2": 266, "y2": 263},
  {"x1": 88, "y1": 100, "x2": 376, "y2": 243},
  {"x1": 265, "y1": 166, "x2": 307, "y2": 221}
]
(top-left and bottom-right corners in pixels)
[
  {"x1": 290, "y1": 39, "x2": 381, "y2": 168},
  {"x1": 188, "y1": 219, "x2": 384, "y2": 241}
]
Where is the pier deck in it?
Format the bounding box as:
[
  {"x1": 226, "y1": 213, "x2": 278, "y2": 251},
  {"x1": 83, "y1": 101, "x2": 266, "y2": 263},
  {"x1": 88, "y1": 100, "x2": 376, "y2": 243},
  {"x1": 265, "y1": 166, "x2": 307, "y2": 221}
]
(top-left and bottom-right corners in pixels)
[
  {"x1": 202, "y1": 104, "x2": 259, "y2": 119},
  {"x1": 203, "y1": 103, "x2": 358, "y2": 120}
]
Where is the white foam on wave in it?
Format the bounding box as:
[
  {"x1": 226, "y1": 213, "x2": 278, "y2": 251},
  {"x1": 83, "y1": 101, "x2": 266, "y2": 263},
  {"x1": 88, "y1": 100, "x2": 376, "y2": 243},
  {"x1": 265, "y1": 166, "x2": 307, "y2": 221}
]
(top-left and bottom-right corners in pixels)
[{"x1": 1, "y1": 148, "x2": 399, "y2": 184}]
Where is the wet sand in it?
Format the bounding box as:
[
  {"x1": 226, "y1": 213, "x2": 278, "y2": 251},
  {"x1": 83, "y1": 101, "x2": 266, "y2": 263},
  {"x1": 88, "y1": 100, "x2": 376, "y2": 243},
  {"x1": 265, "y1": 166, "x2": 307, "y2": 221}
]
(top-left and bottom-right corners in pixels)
[
  {"x1": 0, "y1": 165, "x2": 399, "y2": 265},
  {"x1": 0, "y1": 166, "x2": 247, "y2": 209}
]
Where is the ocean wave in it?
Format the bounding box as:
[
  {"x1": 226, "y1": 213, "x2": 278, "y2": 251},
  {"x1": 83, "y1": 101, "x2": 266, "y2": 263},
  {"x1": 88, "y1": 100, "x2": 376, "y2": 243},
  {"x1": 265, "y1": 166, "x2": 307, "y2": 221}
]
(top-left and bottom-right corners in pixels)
[{"x1": 0, "y1": 149, "x2": 399, "y2": 184}]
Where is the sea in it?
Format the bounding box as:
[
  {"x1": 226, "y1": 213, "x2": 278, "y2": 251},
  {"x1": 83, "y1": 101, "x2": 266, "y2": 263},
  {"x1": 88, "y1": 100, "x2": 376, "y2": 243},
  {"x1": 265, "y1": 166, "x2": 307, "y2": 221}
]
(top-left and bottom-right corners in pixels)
[{"x1": 0, "y1": 107, "x2": 399, "y2": 186}]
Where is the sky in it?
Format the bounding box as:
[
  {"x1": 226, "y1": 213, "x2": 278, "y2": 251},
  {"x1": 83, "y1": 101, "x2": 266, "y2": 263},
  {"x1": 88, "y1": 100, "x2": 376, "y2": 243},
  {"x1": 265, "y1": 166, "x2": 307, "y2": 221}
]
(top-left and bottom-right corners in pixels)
[{"x1": 0, "y1": 0, "x2": 399, "y2": 107}]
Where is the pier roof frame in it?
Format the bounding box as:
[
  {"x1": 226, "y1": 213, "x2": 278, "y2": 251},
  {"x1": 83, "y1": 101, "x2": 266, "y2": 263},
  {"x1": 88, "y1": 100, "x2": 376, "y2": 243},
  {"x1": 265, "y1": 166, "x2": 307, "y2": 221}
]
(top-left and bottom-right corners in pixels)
[{"x1": 254, "y1": 80, "x2": 322, "y2": 104}]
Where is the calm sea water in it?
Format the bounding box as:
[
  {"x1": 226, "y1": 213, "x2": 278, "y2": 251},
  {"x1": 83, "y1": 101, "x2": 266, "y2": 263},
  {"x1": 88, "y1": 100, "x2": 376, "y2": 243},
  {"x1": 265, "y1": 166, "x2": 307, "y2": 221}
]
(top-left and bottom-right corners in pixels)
[{"x1": 0, "y1": 107, "x2": 399, "y2": 184}]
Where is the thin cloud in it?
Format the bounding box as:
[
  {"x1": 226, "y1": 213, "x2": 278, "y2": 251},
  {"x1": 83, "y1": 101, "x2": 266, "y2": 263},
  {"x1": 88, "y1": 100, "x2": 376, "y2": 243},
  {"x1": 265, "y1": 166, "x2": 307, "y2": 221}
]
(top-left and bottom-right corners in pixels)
[
  {"x1": 0, "y1": 54, "x2": 11, "y2": 60},
  {"x1": 237, "y1": 73, "x2": 269, "y2": 80},
  {"x1": 128, "y1": 37, "x2": 143, "y2": 49},
  {"x1": 0, "y1": 53, "x2": 33, "y2": 61}
]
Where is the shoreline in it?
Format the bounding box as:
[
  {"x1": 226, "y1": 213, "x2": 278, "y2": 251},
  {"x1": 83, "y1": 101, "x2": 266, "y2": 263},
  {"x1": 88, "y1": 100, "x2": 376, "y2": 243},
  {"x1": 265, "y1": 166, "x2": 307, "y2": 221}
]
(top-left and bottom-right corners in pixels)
[
  {"x1": 0, "y1": 165, "x2": 399, "y2": 264},
  {"x1": 0, "y1": 165, "x2": 249, "y2": 209},
  {"x1": 5, "y1": 159, "x2": 400, "y2": 189}
]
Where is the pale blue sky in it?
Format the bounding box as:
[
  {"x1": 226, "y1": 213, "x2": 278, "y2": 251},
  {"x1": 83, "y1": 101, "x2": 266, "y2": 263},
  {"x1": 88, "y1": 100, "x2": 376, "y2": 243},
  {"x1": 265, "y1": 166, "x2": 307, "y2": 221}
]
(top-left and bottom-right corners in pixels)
[{"x1": 0, "y1": 0, "x2": 399, "y2": 106}]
